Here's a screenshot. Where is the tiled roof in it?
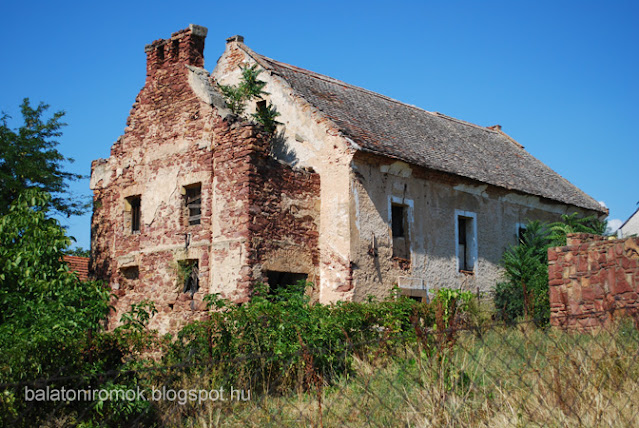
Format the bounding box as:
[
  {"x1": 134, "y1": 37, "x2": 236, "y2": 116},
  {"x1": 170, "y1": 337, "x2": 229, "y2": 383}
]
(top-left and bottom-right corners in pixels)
[
  {"x1": 63, "y1": 255, "x2": 90, "y2": 281},
  {"x1": 240, "y1": 45, "x2": 605, "y2": 214}
]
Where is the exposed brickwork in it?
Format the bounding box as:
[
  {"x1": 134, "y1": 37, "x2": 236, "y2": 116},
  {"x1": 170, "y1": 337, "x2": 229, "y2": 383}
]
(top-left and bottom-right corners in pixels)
[
  {"x1": 549, "y1": 233, "x2": 639, "y2": 330},
  {"x1": 91, "y1": 26, "x2": 216, "y2": 333},
  {"x1": 63, "y1": 256, "x2": 90, "y2": 281},
  {"x1": 212, "y1": 118, "x2": 320, "y2": 303},
  {"x1": 91, "y1": 26, "x2": 320, "y2": 334}
]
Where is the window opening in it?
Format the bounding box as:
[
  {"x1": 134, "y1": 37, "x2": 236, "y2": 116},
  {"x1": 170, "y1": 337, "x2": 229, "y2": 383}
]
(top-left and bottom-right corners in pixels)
[
  {"x1": 391, "y1": 203, "x2": 410, "y2": 259},
  {"x1": 126, "y1": 195, "x2": 141, "y2": 233},
  {"x1": 517, "y1": 224, "x2": 527, "y2": 243},
  {"x1": 184, "y1": 184, "x2": 201, "y2": 226},
  {"x1": 458, "y1": 217, "x2": 468, "y2": 271},
  {"x1": 456, "y1": 211, "x2": 477, "y2": 273},
  {"x1": 266, "y1": 271, "x2": 308, "y2": 294},
  {"x1": 180, "y1": 260, "x2": 199, "y2": 296},
  {"x1": 171, "y1": 39, "x2": 180, "y2": 60}
]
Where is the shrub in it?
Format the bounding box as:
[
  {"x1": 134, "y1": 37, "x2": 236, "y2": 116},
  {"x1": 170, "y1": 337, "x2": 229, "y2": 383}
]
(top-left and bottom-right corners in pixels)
[
  {"x1": 494, "y1": 214, "x2": 606, "y2": 325},
  {"x1": 163, "y1": 282, "x2": 434, "y2": 394}
]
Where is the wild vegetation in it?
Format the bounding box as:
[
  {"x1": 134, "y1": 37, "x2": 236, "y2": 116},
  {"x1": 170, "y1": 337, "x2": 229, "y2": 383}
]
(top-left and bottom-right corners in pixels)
[
  {"x1": 217, "y1": 64, "x2": 281, "y2": 135},
  {"x1": 494, "y1": 213, "x2": 607, "y2": 325},
  {"x1": 1, "y1": 98, "x2": 627, "y2": 426},
  {"x1": 1, "y1": 207, "x2": 632, "y2": 426}
]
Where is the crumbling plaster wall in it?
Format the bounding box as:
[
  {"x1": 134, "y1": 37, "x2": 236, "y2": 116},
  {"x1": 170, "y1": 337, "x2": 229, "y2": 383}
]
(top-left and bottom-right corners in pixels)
[
  {"x1": 211, "y1": 118, "x2": 320, "y2": 303},
  {"x1": 212, "y1": 39, "x2": 355, "y2": 302},
  {"x1": 620, "y1": 210, "x2": 639, "y2": 238},
  {"x1": 91, "y1": 27, "x2": 321, "y2": 334},
  {"x1": 91, "y1": 26, "x2": 218, "y2": 333},
  {"x1": 349, "y1": 152, "x2": 598, "y2": 298}
]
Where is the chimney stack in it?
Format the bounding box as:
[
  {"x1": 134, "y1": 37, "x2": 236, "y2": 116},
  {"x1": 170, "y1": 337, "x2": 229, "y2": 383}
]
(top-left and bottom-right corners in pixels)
[
  {"x1": 145, "y1": 24, "x2": 208, "y2": 77},
  {"x1": 226, "y1": 35, "x2": 244, "y2": 44}
]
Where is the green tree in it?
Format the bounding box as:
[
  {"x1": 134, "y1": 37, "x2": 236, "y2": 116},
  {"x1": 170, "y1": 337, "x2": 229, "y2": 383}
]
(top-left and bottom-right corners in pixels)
[
  {"x1": 65, "y1": 246, "x2": 91, "y2": 257},
  {"x1": 0, "y1": 189, "x2": 111, "y2": 383},
  {"x1": 0, "y1": 98, "x2": 85, "y2": 217}
]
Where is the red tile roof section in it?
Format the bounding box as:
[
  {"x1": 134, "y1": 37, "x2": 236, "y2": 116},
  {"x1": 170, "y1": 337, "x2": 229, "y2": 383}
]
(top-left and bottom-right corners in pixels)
[{"x1": 63, "y1": 255, "x2": 90, "y2": 281}]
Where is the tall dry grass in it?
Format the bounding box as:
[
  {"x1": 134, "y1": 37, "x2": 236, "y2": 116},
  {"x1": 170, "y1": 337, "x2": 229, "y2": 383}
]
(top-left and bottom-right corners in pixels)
[{"x1": 154, "y1": 317, "x2": 639, "y2": 427}]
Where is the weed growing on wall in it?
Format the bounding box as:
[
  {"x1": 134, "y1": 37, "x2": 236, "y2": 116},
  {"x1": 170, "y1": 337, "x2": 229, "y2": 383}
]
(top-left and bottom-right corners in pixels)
[{"x1": 218, "y1": 64, "x2": 281, "y2": 135}]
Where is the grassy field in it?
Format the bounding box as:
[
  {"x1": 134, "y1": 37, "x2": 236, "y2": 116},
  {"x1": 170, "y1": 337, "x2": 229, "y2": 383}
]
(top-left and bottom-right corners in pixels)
[{"x1": 151, "y1": 318, "x2": 639, "y2": 427}]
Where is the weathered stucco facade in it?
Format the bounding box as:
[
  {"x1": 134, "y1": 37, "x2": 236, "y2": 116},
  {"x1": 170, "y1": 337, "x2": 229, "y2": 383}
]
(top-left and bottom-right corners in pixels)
[
  {"x1": 619, "y1": 207, "x2": 639, "y2": 238},
  {"x1": 91, "y1": 25, "x2": 606, "y2": 333}
]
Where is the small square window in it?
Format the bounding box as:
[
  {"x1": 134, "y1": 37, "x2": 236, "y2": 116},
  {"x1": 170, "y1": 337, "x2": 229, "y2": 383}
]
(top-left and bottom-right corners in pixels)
[
  {"x1": 119, "y1": 266, "x2": 139, "y2": 290},
  {"x1": 184, "y1": 184, "x2": 201, "y2": 226},
  {"x1": 120, "y1": 266, "x2": 139, "y2": 280}
]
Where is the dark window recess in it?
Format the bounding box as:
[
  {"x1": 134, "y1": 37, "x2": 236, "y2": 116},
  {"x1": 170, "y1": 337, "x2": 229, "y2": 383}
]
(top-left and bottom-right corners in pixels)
[
  {"x1": 156, "y1": 45, "x2": 165, "y2": 62},
  {"x1": 127, "y1": 196, "x2": 141, "y2": 233},
  {"x1": 181, "y1": 260, "x2": 199, "y2": 295},
  {"x1": 457, "y1": 216, "x2": 476, "y2": 272},
  {"x1": 391, "y1": 204, "x2": 410, "y2": 259},
  {"x1": 171, "y1": 39, "x2": 180, "y2": 59},
  {"x1": 391, "y1": 204, "x2": 405, "y2": 237},
  {"x1": 458, "y1": 217, "x2": 468, "y2": 271},
  {"x1": 119, "y1": 266, "x2": 139, "y2": 291},
  {"x1": 120, "y1": 266, "x2": 139, "y2": 280},
  {"x1": 266, "y1": 271, "x2": 308, "y2": 293},
  {"x1": 518, "y1": 226, "x2": 527, "y2": 242},
  {"x1": 185, "y1": 184, "x2": 201, "y2": 226}
]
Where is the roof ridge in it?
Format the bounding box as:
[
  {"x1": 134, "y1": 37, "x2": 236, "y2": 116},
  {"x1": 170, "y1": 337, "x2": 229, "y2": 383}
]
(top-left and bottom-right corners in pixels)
[
  {"x1": 620, "y1": 205, "x2": 639, "y2": 229},
  {"x1": 238, "y1": 44, "x2": 504, "y2": 137},
  {"x1": 231, "y1": 42, "x2": 603, "y2": 214}
]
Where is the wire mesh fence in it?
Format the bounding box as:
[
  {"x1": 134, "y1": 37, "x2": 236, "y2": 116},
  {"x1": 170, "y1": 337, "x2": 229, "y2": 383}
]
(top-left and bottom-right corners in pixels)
[{"x1": 2, "y1": 306, "x2": 639, "y2": 427}]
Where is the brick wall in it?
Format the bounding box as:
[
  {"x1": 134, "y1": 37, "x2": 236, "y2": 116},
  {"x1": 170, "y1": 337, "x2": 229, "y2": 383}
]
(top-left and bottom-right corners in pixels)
[
  {"x1": 63, "y1": 256, "x2": 90, "y2": 281},
  {"x1": 91, "y1": 26, "x2": 216, "y2": 332},
  {"x1": 91, "y1": 26, "x2": 320, "y2": 333},
  {"x1": 548, "y1": 233, "x2": 639, "y2": 330},
  {"x1": 211, "y1": 118, "x2": 320, "y2": 303}
]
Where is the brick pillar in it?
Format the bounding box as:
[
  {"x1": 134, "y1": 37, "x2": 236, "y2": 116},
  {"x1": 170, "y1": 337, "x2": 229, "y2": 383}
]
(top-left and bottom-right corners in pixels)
[
  {"x1": 212, "y1": 118, "x2": 270, "y2": 302},
  {"x1": 144, "y1": 24, "x2": 208, "y2": 80}
]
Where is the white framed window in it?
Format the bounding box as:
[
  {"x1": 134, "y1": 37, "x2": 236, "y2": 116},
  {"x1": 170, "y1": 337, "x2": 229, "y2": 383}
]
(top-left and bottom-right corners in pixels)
[{"x1": 455, "y1": 210, "x2": 477, "y2": 273}]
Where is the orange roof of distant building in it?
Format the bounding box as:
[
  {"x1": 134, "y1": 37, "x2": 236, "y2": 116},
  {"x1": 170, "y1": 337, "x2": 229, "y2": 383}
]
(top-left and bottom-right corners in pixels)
[{"x1": 63, "y1": 255, "x2": 90, "y2": 281}]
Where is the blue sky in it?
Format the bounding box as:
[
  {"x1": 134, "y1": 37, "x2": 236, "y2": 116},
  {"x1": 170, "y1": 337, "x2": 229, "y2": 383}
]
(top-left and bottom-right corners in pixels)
[{"x1": 1, "y1": 0, "x2": 637, "y2": 249}]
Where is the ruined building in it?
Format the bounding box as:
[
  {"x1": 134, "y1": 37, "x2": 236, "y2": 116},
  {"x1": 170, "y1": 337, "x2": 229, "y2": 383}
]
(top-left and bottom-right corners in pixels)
[{"x1": 90, "y1": 25, "x2": 606, "y2": 333}]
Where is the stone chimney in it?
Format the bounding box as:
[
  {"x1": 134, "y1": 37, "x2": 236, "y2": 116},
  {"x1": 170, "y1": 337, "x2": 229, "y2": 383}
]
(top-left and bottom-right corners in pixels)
[
  {"x1": 226, "y1": 35, "x2": 244, "y2": 44},
  {"x1": 144, "y1": 24, "x2": 208, "y2": 77}
]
